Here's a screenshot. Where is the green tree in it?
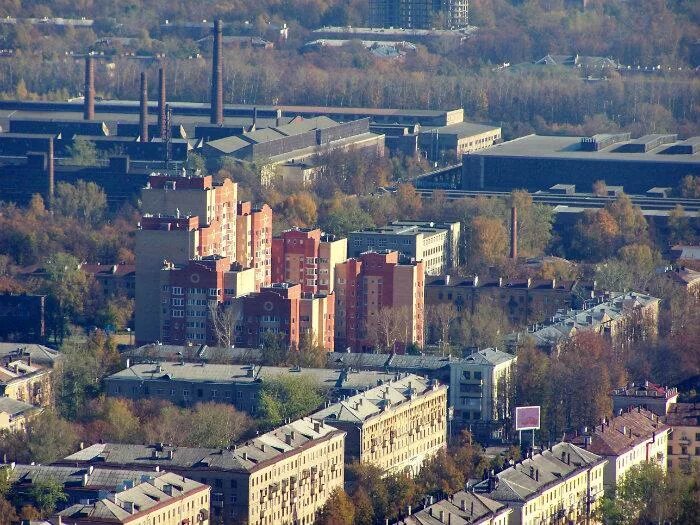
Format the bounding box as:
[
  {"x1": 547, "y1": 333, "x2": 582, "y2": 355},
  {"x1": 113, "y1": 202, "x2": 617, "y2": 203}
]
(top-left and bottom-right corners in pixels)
[
  {"x1": 184, "y1": 403, "x2": 252, "y2": 448},
  {"x1": 66, "y1": 139, "x2": 99, "y2": 167},
  {"x1": 290, "y1": 331, "x2": 327, "y2": 368},
  {"x1": 22, "y1": 480, "x2": 68, "y2": 517},
  {"x1": 257, "y1": 375, "x2": 323, "y2": 429},
  {"x1": 24, "y1": 411, "x2": 79, "y2": 464},
  {"x1": 260, "y1": 331, "x2": 289, "y2": 366},
  {"x1": 54, "y1": 180, "x2": 107, "y2": 224}
]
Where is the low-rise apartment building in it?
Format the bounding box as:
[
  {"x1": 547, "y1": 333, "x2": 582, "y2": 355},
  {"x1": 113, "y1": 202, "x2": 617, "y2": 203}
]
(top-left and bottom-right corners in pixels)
[
  {"x1": 393, "y1": 491, "x2": 511, "y2": 525},
  {"x1": 312, "y1": 374, "x2": 447, "y2": 476},
  {"x1": 473, "y1": 443, "x2": 607, "y2": 525},
  {"x1": 55, "y1": 471, "x2": 210, "y2": 525},
  {"x1": 611, "y1": 381, "x2": 679, "y2": 417},
  {"x1": 0, "y1": 357, "x2": 52, "y2": 407},
  {"x1": 0, "y1": 397, "x2": 40, "y2": 432},
  {"x1": 58, "y1": 418, "x2": 345, "y2": 525},
  {"x1": 348, "y1": 220, "x2": 460, "y2": 275},
  {"x1": 425, "y1": 275, "x2": 596, "y2": 328},
  {"x1": 335, "y1": 251, "x2": 424, "y2": 352},
  {"x1": 271, "y1": 228, "x2": 347, "y2": 294},
  {"x1": 507, "y1": 292, "x2": 660, "y2": 353},
  {"x1": 665, "y1": 403, "x2": 700, "y2": 471},
  {"x1": 568, "y1": 407, "x2": 670, "y2": 490}
]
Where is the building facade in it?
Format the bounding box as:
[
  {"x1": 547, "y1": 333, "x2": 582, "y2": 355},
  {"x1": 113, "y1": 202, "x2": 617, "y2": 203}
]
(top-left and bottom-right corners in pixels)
[
  {"x1": 334, "y1": 251, "x2": 424, "y2": 352},
  {"x1": 0, "y1": 293, "x2": 46, "y2": 342},
  {"x1": 0, "y1": 397, "x2": 40, "y2": 432},
  {"x1": 419, "y1": 122, "x2": 501, "y2": 161},
  {"x1": 271, "y1": 228, "x2": 347, "y2": 295},
  {"x1": 369, "y1": 0, "x2": 469, "y2": 29},
  {"x1": 235, "y1": 201, "x2": 273, "y2": 290},
  {"x1": 611, "y1": 381, "x2": 679, "y2": 417},
  {"x1": 348, "y1": 221, "x2": 460, "y2": 275},
  {"x1": 473, "y1": 443, "x2": 607, "y2": 525},
  {"x1": 0, "y1": 357, "x2": 52, "y2": 407},
  {"x1": 58, "y1": 418, "x2": 345, "y2": 525},
  {"x1": 568, "y1": 408, "x2": 670, "y2": 490},
  {"x1": 665, "y1": 403, "x2": 700, "y2": 471},
  {"x1": 312, "y1": 374, "x2": 447, "y2": 476}
]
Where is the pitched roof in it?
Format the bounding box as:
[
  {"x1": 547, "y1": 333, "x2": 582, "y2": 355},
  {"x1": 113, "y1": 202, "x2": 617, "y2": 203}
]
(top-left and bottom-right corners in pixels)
[
  {"x1": 395, "y1": 491, "x2": 510, "y2": 525},
  {"x1": 0, "y1": 397, "x2": 37, "y2": 417},
  {"x1": 664, "y1": 403, "x2": 700, "y2": 427},
  {"x1": 0, "y1": 343, "x2": 61, "y2": 367}
]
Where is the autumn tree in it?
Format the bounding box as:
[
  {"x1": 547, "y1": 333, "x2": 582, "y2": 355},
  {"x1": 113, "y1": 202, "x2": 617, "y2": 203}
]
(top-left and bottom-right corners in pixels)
[
  {"x1": 54, "y1": 180, "x2": 107, "y2": 224},
  {"x1": 317, "y1": 488, "x2": 355, "y2": 525},
  {"x1": 595, "y1": 244, "x2": 661, "y2": 293},
  {"x1": 0, "y1": 410, "x2": 80, "y2": 465},
  {"x1": 592, "y1": 180, "x2": 608, "y2": 196},
  {"x1": 451, "y1": 302, "x2": 511, "y2": 350},
  {"x1": 290, "y1": 331, "x2": 328, "y2": 368},
  {"x1": 281, "y1": 191, "x2": 318, "y2": 228},
  {"x1": 368, "y1": 305, "x2": 412, "y2": 352},
  {"x1": 396, "y1": 183, "x2": 423, "y2": 219},
  {"x1": 466, "y1": 216, "x2": 508, "y2": 268},
  {"x1": 415, "y1": 449, "x2": 465, "y2": 496},
  {"x1": 425, "y1": 303, "x2": 459, "y2": 351}
]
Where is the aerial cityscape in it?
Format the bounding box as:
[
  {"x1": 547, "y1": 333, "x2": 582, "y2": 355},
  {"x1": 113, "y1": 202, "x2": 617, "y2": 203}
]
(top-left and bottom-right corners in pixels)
[{"x1": 0, "y1": 1, "x2": 698, "y2": 524}]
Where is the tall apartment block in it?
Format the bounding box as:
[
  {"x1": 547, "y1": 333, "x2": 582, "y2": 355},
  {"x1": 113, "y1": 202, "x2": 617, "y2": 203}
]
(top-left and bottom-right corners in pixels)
[
  {"x1": 335, "y1": 250, "x2": 424, "y2": 352},
  {"x1": 159, "y1": 256, "x2": 256, "y2": 345},
  {"x1": 348, "y1": 220, "x2": 460, "y2": 275},
  {"x1": 236, "y1": 201, "x2": 273, "y2": 290},
  {"x1": 369, "y1": 0, "x2": 469, "y2": 30},
  {"x1": 135, "y1": 173, "x2": 272, "y2": 344},
  {"x1": 313, "y1": 374, "x2": 447, "y2": 476},
  {"x1": 271, "y1": 228, "x2": 347, "y2": 294}
]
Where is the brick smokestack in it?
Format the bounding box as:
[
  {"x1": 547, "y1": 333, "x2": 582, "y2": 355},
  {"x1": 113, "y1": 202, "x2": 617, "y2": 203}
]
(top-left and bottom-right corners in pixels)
[
  {"x1": 139, "y1": 71, "x2": 149, "y2": 142},
  {"x1": 83, "y1": 55, "x2": 95, "y2": 120},
  {"x1": 210, "y1": 19, "x2": 224, "y2": 125},
  {"x1": 158, "y1": 65, "x2": 166, "y2": 139},
  {"x1": 47, "y1": 137, "x2": 55, "y2": 209},
  {"x1": 510, "y1": 206, "x2": 518, "y2": 260}
]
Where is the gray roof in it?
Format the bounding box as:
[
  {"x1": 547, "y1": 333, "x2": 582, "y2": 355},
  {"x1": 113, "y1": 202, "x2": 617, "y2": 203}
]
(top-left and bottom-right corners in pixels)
[
  {"x1": 470, "y1": 134, "x2": 700, "y2": 164},
  {"x1": 395, "y1": 491, "x2": 510, "y2": 525},
  {"x1": 462, "y1": 349, "x2": 516, "y2": 367},
  {"x1": 107, "y1": 362, "x2": 402, "y2": 391},
  {"x1": 0, "y1": 343, "x2": 62, "y2": 367},
  {"x1": 350, "y1": 221, "x2": 454, "y2": 238},
  {"x1": 420, "y1": 122, "x2": 500, "y2": 138},
  {"x1": 326, "y1": 348, "x2": 515, "y2": 371},
  {"x1": 5, "y1": 464, "x2": 159, "y2": 490},
  {"x1": 62, "y1": 418, "x2": 343, "y2": 473},
  {"x1": 313, "y1": 374, "x2": 444, "y2": 424},
  {"x1": 57, "y1": 472, "x2": 207, "y2": 521},
  {"x1": 474, "y1": 442, "x2": 605, "y2": 503},
  {"x1": 0, "y1": 397, "x2": 37, "y2": 417}
]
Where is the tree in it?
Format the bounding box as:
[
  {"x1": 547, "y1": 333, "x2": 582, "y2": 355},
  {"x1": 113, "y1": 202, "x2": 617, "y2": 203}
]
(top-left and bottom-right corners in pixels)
[
  {"x1": 0, "y1": 496, "x2": 19, "y2": 525},
  {"x1": 667, "y1": 205, "x2": 695, "y2": 244},
  {"x1": 467, "y1": 216, "x2": 508, "y2": 267},
  {"x1": 281, "y1": 191, "x2": 318, "y2": 228},
  {"x1": 452, "y1": 303, "x2": 511, "y2": 350},
  {"x1": 54, "y1": 180, "x2": 108, "y2": 224},
  {"x1": 425, "y1": 303, "x2": 459, "y2": 350},
  {"x1": 396, "y1": 184, "x2": 422, "y2": 219},
  {"x1": 291, "y1": 331, "x2": 327, "y2": 368},
  {"x1": 317, "y1": 488, "x2": 355, "y2": 525},
  {"x1": 257, "y1": 375, "x2": 324, "y2": 429},
  {"x1": 21, "y1": 480, "x2": 68, "y2": 517},
  {"x1": 66, "y1": 139, "x2": 99, "y2": 167},
  {"x1": 595, "y1": 244, "x2": 661, "y2": 292},
  {"x1": 415, "y1": 450, "x2": 465, "y2": 497},
  {"x1": 260, "y1": 331, "x2": 289, "y2": 366},
  {"x1": 24, "y1": 410, "x2": 80, "y2": 464},
  {"x1": 368, "y1": 305, "x2": 412, "y2": 352},
  {"x1": 183, "y1": 403, "x2": 252, "y2": 447},
  {"x1": 677, "y1": 175, "x2": 700, "y2": 199},
  {"x1": 592, "y1": 180, "x2": 608, "y2": 196}
]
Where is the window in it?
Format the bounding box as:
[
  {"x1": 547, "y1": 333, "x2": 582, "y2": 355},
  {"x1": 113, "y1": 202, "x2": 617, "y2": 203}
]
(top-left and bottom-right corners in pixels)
[
  {"x1": 172, "y1": 287, "x2": 183, "y2": 295},
  {"x1": 474, "y1": 371, "x2": 482, "y2": 380}
]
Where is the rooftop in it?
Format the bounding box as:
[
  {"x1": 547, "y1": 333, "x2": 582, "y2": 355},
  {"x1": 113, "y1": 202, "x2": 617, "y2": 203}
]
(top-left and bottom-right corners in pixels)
[
  {"x1": 61, "y1": 418, "x2": 343, "y2": 473},
  {"x1": 611, "y1": 381, "x2": 679, "y2": 400},
  {"x1": 0, "y1": 343, "x2": 62, "y2": 367},
  {"x1": 473, "y1": 442, "x2": 604, "y2": 502},
  {"x1": 0, "y1": 397, "x2": 38, "y2": 418},
  {"x1": 469, "y1": 134, "x2": 700, "y2": 164},
  {"x1": 394, "y1": 491, "x2": 510, "y2": 525},
  {"x1": 5, "y1": 464, "x2": 160, "y2": 491},
  {"x1": 350, "y1": 220, "x2": 455, "y2": 237},
  {"x1": 664, "y1": 403, "x2": 700, "y2": 427},
  {"x1": 420, "y1": 121, "x2": 500, "y2": 137},
  {"x1": 568, "y1": 408, "x2": 670, "y2": 456},
  {"x1": 312, "y1": 374, "x2": 444, "y2": 424},
  {"x1": 426, "y1": 274, "x2": 578, "y2": 292}
]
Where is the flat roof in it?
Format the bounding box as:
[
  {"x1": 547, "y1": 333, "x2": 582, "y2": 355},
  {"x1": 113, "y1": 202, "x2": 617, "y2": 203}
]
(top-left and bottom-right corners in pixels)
[
  {"x1": 422, "y1": 121, "x2": 500, "y2": 137},
  {"x1": 470, "y1": 134, "x2": 700, "y2": 164}
]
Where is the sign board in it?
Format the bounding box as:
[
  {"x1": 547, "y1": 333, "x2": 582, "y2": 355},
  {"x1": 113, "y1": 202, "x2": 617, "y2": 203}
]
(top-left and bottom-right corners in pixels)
[{"x1": 515, "y1": 406, "x2": 541, "y2": 431}]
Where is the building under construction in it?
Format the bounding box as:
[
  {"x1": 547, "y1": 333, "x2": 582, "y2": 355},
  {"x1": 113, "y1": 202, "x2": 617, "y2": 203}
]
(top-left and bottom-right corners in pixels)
[{"x1": 369, "y1": 0, "x2": 469, "y2": 29}]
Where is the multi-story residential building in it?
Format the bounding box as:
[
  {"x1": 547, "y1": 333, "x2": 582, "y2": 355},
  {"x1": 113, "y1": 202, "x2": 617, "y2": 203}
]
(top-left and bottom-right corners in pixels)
[
  {"x1": 335, "y1": 251, "x2": 425, "y2": 352},
  {"x1": 271, "y1": 228, "x2": 347, "y2": 294},
  {"x1": 312, "y1": 374, "x2": 447, "y2": 476},
  {"x1": 568, "y1": 408, "x2": 670, "y2": 490},
  {"x1": 426, "y1": 275, "x2": 596, "y2": 328},
  {"x1": 79, "y1": 263, "x2": 136, "y2": 298},
  {"x1": 104, "y1": 361, "x2": 402, "y2": 412},
  {"x1": 506, "y1": 292, "x2": 660, "y2": 353},
  {"x1": 0, "y1": 397, "x2": 40, "y2": 432},
  {"x1": 473, "y1": 443, "x2": 607, "y2": 525},
  {"x1": 235, "y1": 202, "x2": 273, "y2": 290},
  {"x1": 58, "y1": 418, "x2": 345, "y2": 525},
  {"x1": 348, "y1": 221, "x2": 460, "y2": 275},
  {"x1": 158, "y1": 256, "x2": 256, "y2": 346},
  {"x1": 0, "y1": 293, "x2": 46, "y2": 342},
  {"x1": 0, "y1": 356, "x2": 52, "y2": 407},
  {"x1": 665, "y1": 403, "x2": 700, "y2": 471},
  {"x1": 663, "y1": 266, "x2": 700, "y2": 298},
  {"x1": 56, "y1": 472, "x2": 210, "y2": 525},
  {"x1": 611, "y1": 381, "x2": 679, "y2": 417},
  {"x1": 369, "y1": 0, "x2": 469, "y2": 30},
  {"x1": 393, "y1": 491, "x2": 511, "y2": 525}
]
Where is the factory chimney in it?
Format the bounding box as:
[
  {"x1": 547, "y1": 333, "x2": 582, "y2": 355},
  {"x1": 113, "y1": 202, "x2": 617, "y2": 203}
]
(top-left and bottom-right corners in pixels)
[
  {"x1": 158, "y1": 65, "x2": 167, "y2": 139},
  {"x1": 83, "y1": 55, "x2": 95, "y2": 120},
  {"x1": 510, "y1": 206, "x2": 518, "y2": 260},
  {"x1": 47, "y1": 137, "x2": 55, "y2": 209},
  {"x1": 139, "y1": 71, "x2": 149, "y2": 142},
  {"x1": 210, "y1": 19, "x2": 224, "y2": 125}
]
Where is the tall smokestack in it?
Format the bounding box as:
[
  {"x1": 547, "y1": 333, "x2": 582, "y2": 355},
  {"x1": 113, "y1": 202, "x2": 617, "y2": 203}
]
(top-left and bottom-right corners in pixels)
[
  {"x1": 139, "y1": 71, "x2": 149, "y2": 142},
  {"x1": 158, "y1": 65, "x2": 167, "y2": 139},
  {"x1": 47, "y1": 137, "x2": 54, "y2": 209},
  {"x1": 210, "y1": 19, "x2": 224, "y2": 125},
  {"x1": 510, "y1": 206, "x2": 518, "y2": 260},
  {"x1": 83, "y1": 55, "x2": 95, "y2": 120}
]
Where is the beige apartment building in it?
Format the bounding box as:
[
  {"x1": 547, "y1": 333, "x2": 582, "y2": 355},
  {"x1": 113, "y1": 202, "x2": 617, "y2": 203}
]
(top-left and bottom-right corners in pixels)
[
  {"x1": 665, "y1": 402, "x2": 700, "y2": 471},
  {"x1": 473, "y1": 442, "x2": 607, "y2": 525},
  {"x1": 0, "y1": 397, "x2": 41, "y2": 432},
  {"x1": 312, "y1": 374, "x2": 447, "y2": 476},
  {"x1": 0, "y1": 358, "x2": 52, "y2": 407},
  {"x1": 394, "y1": 491, "x2": 511, "y2": 525},
  {"x1": 348, "y1": 220, "x2": 461, "y2": 275},
  {"x1": 568, "y1": 408, "x2": 670, "y2": 491},
  {"x1": 59, "y1": 418, "x2": 345, "y2": 525},
  {"x1": 56, "y1": 472, "x2": 210, "y2": 525}
]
